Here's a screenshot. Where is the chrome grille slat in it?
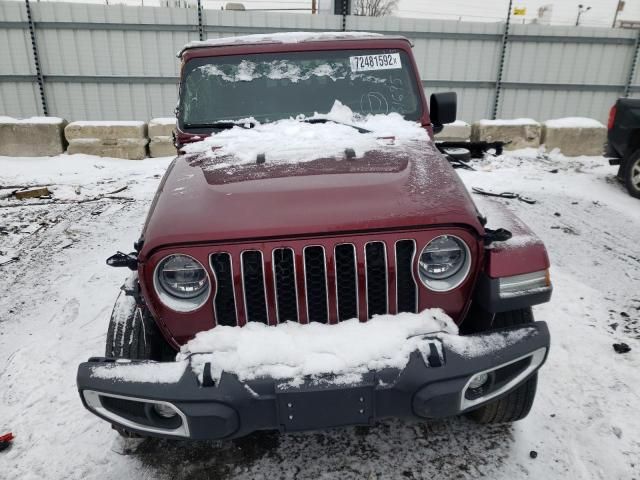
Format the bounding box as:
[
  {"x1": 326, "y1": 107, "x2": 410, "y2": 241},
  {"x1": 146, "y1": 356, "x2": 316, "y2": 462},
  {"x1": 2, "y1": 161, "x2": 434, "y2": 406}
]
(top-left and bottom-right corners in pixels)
[
  {"x1": 240, "y1": 250, "x2": 269, "y2": 324},
  {"x1": 334, "y1": 243, "x2": 358, "y2": 322},
  {"x1": 365, "y1": 241, "x2": 388, "y2": 319},
  {"x1": 210, "y1": 253, "x2": 238, "y2": 326},
  {"x1": 395, "y1": 240, "x2": 418, "y2": 313},
  {"x1": 303, "y1": 246, "x2": 329, "y2": 323},
  {"x1": 272, "y1": 248, "x2": 299, "y2": 323}
]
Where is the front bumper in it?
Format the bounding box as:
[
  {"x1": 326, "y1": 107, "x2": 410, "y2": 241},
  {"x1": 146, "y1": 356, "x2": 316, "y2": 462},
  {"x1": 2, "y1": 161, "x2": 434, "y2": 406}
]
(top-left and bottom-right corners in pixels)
[{"x1": 77, "y1": 322, "x2": 550, "y2": 440}]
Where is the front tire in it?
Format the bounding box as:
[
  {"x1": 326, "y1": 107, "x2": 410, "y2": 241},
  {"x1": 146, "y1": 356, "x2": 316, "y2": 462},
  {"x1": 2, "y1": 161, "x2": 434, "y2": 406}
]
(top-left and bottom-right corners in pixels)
[
  {"x1": 104, "y1": 278, "x2": 175, "y2": 437},
  {"x1": 622, "y1": 150, "x2": 640, "y2": 199},
  {"x1": 466, "y1": 308, "x2": 539, "y2": 424},
  {"x1": 105, "y1": 285, "x2": 174, "y2": 361}
]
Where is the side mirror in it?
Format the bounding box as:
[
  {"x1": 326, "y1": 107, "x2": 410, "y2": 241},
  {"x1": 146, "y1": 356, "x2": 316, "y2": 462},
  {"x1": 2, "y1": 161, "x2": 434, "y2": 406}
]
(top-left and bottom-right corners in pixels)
[{"x1": 430, "y1": 92, "x2": 457, "y2": 134}]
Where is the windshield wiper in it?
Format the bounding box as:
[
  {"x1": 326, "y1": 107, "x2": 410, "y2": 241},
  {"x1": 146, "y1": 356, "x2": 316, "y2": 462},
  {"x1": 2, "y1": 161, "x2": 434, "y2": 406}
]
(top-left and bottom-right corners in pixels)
[
  {"x1": 184, "y1": 121, "x2": 256, "y2": 130},
  {"x1": 301, "y1": 118, "x2": 371, "y2": 134}
]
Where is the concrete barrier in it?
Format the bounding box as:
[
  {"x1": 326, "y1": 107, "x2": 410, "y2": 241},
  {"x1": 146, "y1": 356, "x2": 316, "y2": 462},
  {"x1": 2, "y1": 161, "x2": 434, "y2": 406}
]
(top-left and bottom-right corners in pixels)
[
  {"x1": 472, "y1": 119, "x2": 541, "y2": 150},
  {"x1": 541, "y1": 118, "x2": 606, "y2": 157},
  {"x1": 65, "y1": 121, "x2": 148, "y2": 160},
  {"x1": 0, "y1": 117, "x2": 67, "y2": 157},
  {"x1": 149, "y1": 137, "x2": 177, "y2": 157},
  {"x1": 435, "y1": 120, "x2": 471, "y2": 141},
  {"x1": 148, "y1": 118, "x2": 176, "y2": 158}
]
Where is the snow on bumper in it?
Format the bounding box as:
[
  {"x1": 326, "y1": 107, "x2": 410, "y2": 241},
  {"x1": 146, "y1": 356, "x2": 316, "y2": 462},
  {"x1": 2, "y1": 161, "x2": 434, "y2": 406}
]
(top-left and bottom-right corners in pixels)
[{"x1": 76, "y1": 322, "x2": 550, "y2": 440}]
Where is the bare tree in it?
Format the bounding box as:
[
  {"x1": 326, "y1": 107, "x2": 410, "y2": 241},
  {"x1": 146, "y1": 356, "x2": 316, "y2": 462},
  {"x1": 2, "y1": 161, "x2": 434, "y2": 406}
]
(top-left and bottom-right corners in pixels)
[{"x1": 353, "y1": 0, "x2": 399, "y2": 17}]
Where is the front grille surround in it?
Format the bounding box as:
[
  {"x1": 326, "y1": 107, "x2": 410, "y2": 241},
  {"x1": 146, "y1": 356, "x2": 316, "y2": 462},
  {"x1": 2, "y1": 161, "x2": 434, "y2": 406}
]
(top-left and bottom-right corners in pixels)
[{"x1": 198, "y1": 230, "x2": 477, "y2": 328}]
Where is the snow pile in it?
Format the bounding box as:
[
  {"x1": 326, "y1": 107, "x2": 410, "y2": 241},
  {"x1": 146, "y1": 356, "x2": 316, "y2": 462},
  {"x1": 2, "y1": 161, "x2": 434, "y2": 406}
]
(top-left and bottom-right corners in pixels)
[
  {"x1": 181, "y1": 31, "x2": 383, "y2": 53},
  {"x1": 544, "y1": 117, "x2": 604, "y2": 128},
  {"x1": 179, "y1": 310, "x2": 457, "y2": 385},
  {"x1": 443, "y1": 328, "x2": 537, "y2": 358},
  {"x1": 182, "y1": 100, "x2": 428, "y2": 167},
  {"x1": 91, "y1": 361, "x2": 188, "y2": 384},
  {"x1": 0, "y1": 154, "x2": 172, "y2": 205},
  {"x1": 69, "y1": 120, "x2": 146, "y2": 127},
  {"x1": 149, "y1": 117, "x2": 176, "y2": 126},
  {"x1": 0, "y1": 116, "x2": 65, "y2": 124},
  {"x1": 477, "y1": 118, "x2": 540, "y2": 126},
  {"x1": 446, "y1": 120, "x2": 470, "y2": 126}
]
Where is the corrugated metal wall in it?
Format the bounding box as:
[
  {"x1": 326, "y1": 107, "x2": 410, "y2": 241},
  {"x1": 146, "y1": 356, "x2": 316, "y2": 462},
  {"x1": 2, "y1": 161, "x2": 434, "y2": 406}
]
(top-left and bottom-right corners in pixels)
[{"x1": 1, "y1": 2, "x2": 639, "y2": 122}]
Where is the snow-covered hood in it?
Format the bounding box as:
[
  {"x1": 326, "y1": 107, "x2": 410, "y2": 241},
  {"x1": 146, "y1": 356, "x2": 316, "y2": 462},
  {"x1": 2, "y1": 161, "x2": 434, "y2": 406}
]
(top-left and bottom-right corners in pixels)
[{"x1": 140, "y1": 108, "x2": 483, "y2": 253}]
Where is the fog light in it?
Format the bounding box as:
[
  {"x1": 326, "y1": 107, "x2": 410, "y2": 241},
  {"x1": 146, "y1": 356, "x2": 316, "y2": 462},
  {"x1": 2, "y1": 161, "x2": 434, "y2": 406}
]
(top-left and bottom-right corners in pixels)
[
  {"x1": 468, "y1": 372, "x2": 489, "y2": 389},
  {"x1": 153, "y1": 403, "x2": 177, "y2": 419}
]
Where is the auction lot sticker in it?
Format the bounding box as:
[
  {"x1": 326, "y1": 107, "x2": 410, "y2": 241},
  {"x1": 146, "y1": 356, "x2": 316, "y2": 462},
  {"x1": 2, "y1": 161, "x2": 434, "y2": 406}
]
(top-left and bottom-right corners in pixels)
[{"x1": 349, "y1": 53, "x2": 402, "y2": 72}]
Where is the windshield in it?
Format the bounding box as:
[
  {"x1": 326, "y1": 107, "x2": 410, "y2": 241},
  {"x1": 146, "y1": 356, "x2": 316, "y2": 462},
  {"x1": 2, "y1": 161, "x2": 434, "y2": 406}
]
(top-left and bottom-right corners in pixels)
[{"x1": 179, "y1": 49, "x2": 422, "y2": 129}]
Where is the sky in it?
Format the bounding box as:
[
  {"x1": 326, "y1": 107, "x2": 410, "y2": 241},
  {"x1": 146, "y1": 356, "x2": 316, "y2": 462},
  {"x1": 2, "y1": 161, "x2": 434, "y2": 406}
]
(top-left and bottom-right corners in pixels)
[
  {"x1": 204, "y1": 0, "x2": 639, "y2": 27},
  {"x1": 8, "y1": 0, "x2": 640, "y2": 27}
]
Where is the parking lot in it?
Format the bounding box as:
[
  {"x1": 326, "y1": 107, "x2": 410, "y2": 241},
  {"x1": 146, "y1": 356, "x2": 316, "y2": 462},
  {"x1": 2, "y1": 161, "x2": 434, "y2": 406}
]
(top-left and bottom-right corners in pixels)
[{"x1": 1, "y1": 150, "x2": 639, "y2": 479}]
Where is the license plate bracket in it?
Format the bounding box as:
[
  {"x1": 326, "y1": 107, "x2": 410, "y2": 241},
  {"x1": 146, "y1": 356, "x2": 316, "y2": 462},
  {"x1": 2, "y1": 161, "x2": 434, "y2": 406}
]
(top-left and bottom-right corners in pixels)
[{"x1": 276, "y1": 384, "x2": 373, "y2": 432}]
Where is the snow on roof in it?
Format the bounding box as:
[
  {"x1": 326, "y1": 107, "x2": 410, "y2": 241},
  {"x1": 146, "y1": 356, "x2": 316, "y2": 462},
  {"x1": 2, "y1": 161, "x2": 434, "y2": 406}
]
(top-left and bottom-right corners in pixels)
[
  {"x1": 477, "y1": 118, "x2": 540, "y2": 126},
  {"x1": 182, "y1": 100, "x2": 428, "y2": 167},
  {"x1": 0, "y1": 116, "x2": 65, "y2": 125},
  {"x1": 180, "y1": 310, "x2": 457, "y2": 386},
  {"x1": 179, "y1": 31, "x2": 402, "y2": 55},
  {"x1": 544, "y1": 117, "x2": 604, "y2": 129}
]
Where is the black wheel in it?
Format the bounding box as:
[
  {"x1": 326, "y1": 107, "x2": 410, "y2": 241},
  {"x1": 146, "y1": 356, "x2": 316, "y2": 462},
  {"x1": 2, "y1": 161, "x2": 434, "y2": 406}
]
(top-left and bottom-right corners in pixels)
[
  {"x1": 466, "y1": 308, "x2": 539, "y2": 424},
  {"x1": 622, "y1": 150, "x2": 640, "y2": 199}
]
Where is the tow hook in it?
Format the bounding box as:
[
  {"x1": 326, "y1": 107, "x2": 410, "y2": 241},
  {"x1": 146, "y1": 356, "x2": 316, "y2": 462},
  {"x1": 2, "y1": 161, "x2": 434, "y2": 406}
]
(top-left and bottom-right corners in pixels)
[
  {"x1": 106, "y1": 251, "x2": 138, "y2": 270},
  {"x1": 483, "y1": 228, "x2": 512, "y2": 245}
]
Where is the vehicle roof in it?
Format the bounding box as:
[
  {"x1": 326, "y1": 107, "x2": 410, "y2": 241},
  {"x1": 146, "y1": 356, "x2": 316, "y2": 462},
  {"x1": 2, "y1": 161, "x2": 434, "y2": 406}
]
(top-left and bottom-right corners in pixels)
[{"x1": 178, "y1": 31, "x2": 412, "y2": 57}]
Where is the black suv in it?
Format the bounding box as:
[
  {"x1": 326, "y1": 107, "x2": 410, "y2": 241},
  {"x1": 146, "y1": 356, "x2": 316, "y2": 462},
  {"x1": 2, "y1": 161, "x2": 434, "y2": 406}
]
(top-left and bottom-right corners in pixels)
[{"x1": 607, "y1": 98, "x2": 640, "y2": 198}]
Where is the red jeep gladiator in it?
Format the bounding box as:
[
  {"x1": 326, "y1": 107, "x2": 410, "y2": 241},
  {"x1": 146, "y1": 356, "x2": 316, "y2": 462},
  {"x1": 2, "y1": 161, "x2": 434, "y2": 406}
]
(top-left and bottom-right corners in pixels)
[{"x1": 77, "y1": 32, "x2": 552, "y2": 440}]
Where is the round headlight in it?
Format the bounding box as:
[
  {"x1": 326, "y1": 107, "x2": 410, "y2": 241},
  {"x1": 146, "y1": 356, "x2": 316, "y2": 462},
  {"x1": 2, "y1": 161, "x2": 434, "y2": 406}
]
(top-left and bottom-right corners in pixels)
[
  {"x1": 154, "y1": 254, "x2": 211, "y2": 312},
  {"x1": 418, "y1": 235, "x2": 471, "y2": 292},
  {"x1": 158, "y1": 254, "x2": 208, "y2": 298}
]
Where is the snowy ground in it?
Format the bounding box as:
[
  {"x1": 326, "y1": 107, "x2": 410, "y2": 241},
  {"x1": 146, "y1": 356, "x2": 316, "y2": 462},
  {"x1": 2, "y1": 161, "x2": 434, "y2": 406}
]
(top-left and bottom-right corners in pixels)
[{"x1": 1, "y1": 149, "x2": 639, "y2": 479}]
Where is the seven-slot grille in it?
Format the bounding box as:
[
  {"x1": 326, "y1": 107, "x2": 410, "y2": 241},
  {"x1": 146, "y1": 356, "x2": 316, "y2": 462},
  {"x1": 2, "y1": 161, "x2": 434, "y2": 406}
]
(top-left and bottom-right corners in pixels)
[{"x1": 210, "y1": 241, "x2": 418, "y2": 326}]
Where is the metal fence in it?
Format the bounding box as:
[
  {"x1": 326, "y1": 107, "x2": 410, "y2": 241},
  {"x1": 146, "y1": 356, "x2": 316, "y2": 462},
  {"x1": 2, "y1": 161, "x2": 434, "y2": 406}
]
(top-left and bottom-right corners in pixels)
[{"x1": 1, "y1": 0, "x2": 639, "y2": 123}]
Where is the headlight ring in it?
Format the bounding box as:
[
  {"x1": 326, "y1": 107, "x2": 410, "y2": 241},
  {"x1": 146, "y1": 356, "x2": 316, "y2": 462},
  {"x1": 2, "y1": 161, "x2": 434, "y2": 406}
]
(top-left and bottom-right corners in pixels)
[
  {"x1": 153, "y1": 254, "x2": 211, "y2": 312},
  {"x1": 418, "y1": 235, "x2": 471, "y2": 292}
]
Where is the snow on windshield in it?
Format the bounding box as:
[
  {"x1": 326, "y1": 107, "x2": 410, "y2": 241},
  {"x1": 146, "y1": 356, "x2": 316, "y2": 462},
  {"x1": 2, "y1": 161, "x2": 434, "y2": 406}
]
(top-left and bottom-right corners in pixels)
[
  {"x1": 182, "y1": 100, "x2": 428, "y2": 168},
  {"x1": 197, "y1": 60, "x2": 388, "y2": 84}
]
